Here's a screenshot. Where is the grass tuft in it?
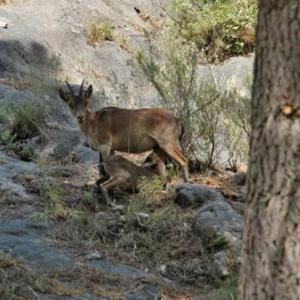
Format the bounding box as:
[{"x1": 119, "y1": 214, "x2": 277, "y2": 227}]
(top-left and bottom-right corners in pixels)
[{"x1": 85, "y1": 21, "x2": 115, "y2": 47}]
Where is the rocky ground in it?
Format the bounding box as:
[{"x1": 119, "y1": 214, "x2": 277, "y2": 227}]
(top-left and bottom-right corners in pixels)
[
  {"x1": 0, "y1": 0, "x2": 250, "y2": 298},
  {"x1": 0, "y1": 142, "x2": 246, "y2": 299}
]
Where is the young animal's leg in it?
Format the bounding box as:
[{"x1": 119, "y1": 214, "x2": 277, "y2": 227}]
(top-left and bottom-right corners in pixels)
[
  {"x1": 149, "y1": 149, "x2": 167, "y2": 187},
  {"x1": 100, "y1": 175, "x2": 127, "y2": 205},
  {"x1": 97, "y1": 154, "x2": 109, "y2": 184},
  {"x1": 99, "y1": 185, "x2": 113, "y2": 206},
  {"x1": 97, "y1": 144, "x2": 111, "y2": 182}
]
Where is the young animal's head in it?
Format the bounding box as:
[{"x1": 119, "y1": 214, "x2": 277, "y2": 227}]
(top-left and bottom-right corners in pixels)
[{"x1": 58, "y1": 80, "x2": 93, "y2": 124}]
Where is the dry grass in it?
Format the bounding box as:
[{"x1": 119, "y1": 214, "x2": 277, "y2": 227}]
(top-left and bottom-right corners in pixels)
[
  {"x1": 32, "y1": 176, "x2": 222, "y2": 288},
  {"x1": 19, "y1": 161, "x2": 240, "y2": 296},
  {"x1": 0, "y1": 252, "x2": 82, "y2": 299},
  {"x1": 85, "y1": 21, "x2": 115, "y2": 47},
  {"x1": 0, "y1": 78, "x2": 32, "y2": 90},
  {"x1": 0, "y1": 252, "x2": 164, "y2": 299}
]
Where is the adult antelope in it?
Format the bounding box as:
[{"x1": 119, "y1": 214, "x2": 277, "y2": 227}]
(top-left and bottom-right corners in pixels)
[
  {"x1": 98, "y1": 152, "x2": 162, "y2": 204},
  {"x1": 58, "y1": 80, "x2": 189, "y2": 182}
]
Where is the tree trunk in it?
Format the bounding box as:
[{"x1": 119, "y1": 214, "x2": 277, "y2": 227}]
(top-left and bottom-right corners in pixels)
[{"x1": 239, "y1": 1, "x2": 300, "y2": 300}]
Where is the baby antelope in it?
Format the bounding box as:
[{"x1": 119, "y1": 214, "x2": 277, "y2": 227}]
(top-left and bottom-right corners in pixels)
[{"x1": 98, "y1": 153, "x2": 163, "y2": 205}]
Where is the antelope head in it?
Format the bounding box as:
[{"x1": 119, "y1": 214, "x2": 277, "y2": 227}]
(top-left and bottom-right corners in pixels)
[{"x1": 58, "y1": 80, "x2": 93, "y2": 124}]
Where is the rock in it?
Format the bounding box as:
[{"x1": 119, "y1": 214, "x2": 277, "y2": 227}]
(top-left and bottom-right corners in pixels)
[
  {"x1": 174, "y1": 183, "x2": 224, "y2": 208},
  {"x1": 87, "y1": 259, "x2": 149, "y2": 279},
  {"x1": 48, "y1": 129, "x2": 81, "y2": 161},
  {"x1": 0, "y1": 150, "x2": 38, "y2": 202},
  {"x1": 198, "y1": 55, "x2": 254, "y2": 98},
  {"x1": 73, "y1": 144, "x2": 98, "y2": 165},
  {"x1": 157, "y1": 264, "x2": 167, "y2": 276},
  {"x1": 84, "y1": 249, "x2": 104, "y2": 260},
  {"x1": 0, "y1": 219, "x2": 73, "y2": 270},
  {"x1": 0, "y1": 218, "x2": 163, "y2": 299},
  {"x1": 213, "y1": 251, "x2": 230, "y2": 278},
  {"x1": 193, "y1": 199, "x2": 244, "y2": 251},
  {"x1": 126, "y1": 284, "x2": 161, "y2": 300},
  {"x1": 228, "y1": 200, "x2": 245, "y2": 215}
]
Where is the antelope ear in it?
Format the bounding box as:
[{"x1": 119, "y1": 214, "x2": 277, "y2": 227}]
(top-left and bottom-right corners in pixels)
[
  {"x1": 58, "y1": 88, "x2": 68, "y2": 102},
  {"x1": 85, "y1": 84, "x2": 93, "y2": 99}
]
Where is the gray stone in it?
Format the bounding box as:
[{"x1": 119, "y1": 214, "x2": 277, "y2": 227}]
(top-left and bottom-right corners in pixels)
[
  {"x1": 0, "y1": 150, "x2": 38, "y2": 201},
  {"x1": 126, "y1": 284, "x2": 160, "y2": 300},
  {"x1": 0, "y1": 218, "x2": 160, "y2": 299},
  {"x1": 36, "y1": 292, "x2": 109, "y2": 300},
  {"x1": 73, "y1": 144, "x2": 98, "y2": 165},
  {"x1": 174, "y1": 183, "x2": 224, "y2": 208},
  {"x1": 228, "y1": 200, "x2": 245, "y2": 215},
  {"x1": 0, "y1": 219, "x2": 73, "y2": 270},
  {"x1": 87, "y1": 259, "x2": 149, "y2": 279},
  {"x1": 198, "y1": 55, "x2": 254, "y2": 98},
  {"x1": 193, "y1": 199, "x2": 244, "y2": 251},
  {"x1": 213, "y1": 251, "x2": 230, "y2": 278}
]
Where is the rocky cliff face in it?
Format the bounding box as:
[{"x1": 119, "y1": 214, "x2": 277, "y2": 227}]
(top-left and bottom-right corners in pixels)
[{"x1": 0, "y1": 0, "x2": 168, "y2": 111}]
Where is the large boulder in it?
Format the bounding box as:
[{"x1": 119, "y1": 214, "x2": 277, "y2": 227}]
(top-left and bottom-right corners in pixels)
[
  {"x1": 193, "y1": 199, "x2": 244, "y2": 251},
  {"x1": 174, "y1": 183, "x2": 224, "y2": 208},
  {"x1": 0, "y1": 150, "x2": 38, "y2": 203}
]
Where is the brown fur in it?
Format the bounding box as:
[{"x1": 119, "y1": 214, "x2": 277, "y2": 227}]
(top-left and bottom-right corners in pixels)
[
  {"x1": 99, "y1": 153, "x2": 161, "y2": 204},
  {"x1": 58, "y1": 80, "x2": 189, "y2": 184}
]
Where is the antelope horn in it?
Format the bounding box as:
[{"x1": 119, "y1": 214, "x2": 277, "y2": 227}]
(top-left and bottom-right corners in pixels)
[
  {"x1": 79, "y1": 79, "x2": 85, "y2": 97},
  {"x1": 65, "y1": 81, "x2": 74, "y2": 94}
]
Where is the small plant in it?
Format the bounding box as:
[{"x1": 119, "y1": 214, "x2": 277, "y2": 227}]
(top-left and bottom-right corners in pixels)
[
  {"x1": 0, "y1": 129, "x2": 17, "y2": 150},
  {"x1": 86, "y1": 21, "x2": 115, "y2": 47},
  {"x1": 0, "y1": 98, "x2": 47, "y2": 140},
  {"x1": 207, "y1": 277, "x2": 238, "y2": 300},
  {"x1": 115, "y1": 35, "x2": 130, "y2": 52},
  {"x1": 0, "y1": 129, "x2": 36, "y2": 161},
  {"x1": 124, "y1": 176, "x2": 163, "y2": 226},
  {"x1": 137, "y1": 176, "x2": 164, "y2": 203},
  {"x1": 18, "y1": 144, "x2": 36, "y2": 161},
  {"x1": 82, "y1": 191, "x2": 95, "y2": 206}
]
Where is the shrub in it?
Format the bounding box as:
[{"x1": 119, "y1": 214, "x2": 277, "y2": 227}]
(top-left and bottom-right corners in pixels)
[
  {"x1": 0, "y1": 129, "x2": 17, "y2": 150},
  {"x1": 137, "y1": 42, "x2": 222, "y2": 165},
  {"x1": 167, "y1": 0, "x2": 257, "y2": 62},
  {"x1": 0, "y1": 128, "x2": 36, "y2": 161},
  {"x1": 136, "y1": 39, "x2": 250, "y2": 167},
  {"x1": 0, "y1": 98, "x2": 47, "y2": 140},
  {"x1": 85, "y1": 21, "x2": 115, "y2": 47}
]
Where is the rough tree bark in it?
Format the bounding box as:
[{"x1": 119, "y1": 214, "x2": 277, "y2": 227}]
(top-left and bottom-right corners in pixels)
[{"x1": 239, "y1": 1, "x2": 300, "y2": 300}]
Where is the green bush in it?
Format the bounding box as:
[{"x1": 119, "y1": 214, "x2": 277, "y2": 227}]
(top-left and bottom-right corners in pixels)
[
  {"x1": 136, "y1": 40, "x2": 250, "y2": 167},
  {"x1": 137, "y1": 43, "x2": 224, "y2": 165},
  {"x1": 168, "y1": 0, "x2": 257, "y2": 62},
  {"x1": 0, "y1": 129, "x2": 17, "y2": 150},
  {"x1": 0, "y1": 99, "x2": 47, "y2": 140}
]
